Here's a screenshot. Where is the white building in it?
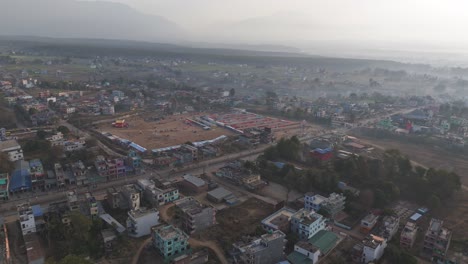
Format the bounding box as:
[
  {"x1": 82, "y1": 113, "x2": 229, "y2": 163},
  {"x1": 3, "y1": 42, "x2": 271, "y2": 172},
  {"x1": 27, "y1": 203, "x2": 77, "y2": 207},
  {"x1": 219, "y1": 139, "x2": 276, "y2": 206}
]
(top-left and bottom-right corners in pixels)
[
  {"x1": 304, "y1": 193, "x2": 327, "y2": 212},
  {"x1": 18, "y1": 203, "x2": 36, "y2": 235},
  {"x1": 126, "y1": 208, "x2": 159, "y2": 238},
  {"x1": 0, "y1": 139, "x2": 24, "y2": 161},
  {"x1": 291, "y1": 209, "x2": 326, "y2": 240},
  {"x1": 47, "y1": 132, "x2": 64, "y2": 146},
  {"x1": 292, "y1": 241, "x2": 320, "y2": 264},
  {"x1": 381, "y1": 216, "x2": 400, "y2": 240},
  {"x1": 362, "y1": 235, "x2": 387, "y2": 263},
  {"x1": 63, "y1": 140, "x2": 86, "y2": 152}
]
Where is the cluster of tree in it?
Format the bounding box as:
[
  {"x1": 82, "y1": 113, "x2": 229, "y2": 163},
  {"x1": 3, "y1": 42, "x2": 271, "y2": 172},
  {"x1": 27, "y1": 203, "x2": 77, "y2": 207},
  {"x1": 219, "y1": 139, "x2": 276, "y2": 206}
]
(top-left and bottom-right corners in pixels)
[
  {"x1": 334, "y1": 149, "x2": 461, "y2": 208},
  {"x1": 46, "y1": 255, "x2": 93, "y2": 264},
  {"x1": 46, "y1": 212, "x2": 104, "y2": 261},
  {"x1": 22, "y1": 139, "x2": 63, "y2": 168},
  {"x1": 13, "y1": 105, "x2": 32, "y2": 125},
  {"x1": 259, "y1": 136, "x2": 460, "y2": 209},
  {"x1": 0, "y1": 152, "x2": 14, "y2": 173},
  {"x1": 264, "y1": 137, "x2": 301, "y2": 161},
  {"x1": 383, "y1": 244, "x2": 417, "y2": 264},
  {"x1": 256, "y1": 162, "x2": 338, "y2": 194},
  {"x1": 439, "y1": 101, "x2": 468, "y2": 118}
]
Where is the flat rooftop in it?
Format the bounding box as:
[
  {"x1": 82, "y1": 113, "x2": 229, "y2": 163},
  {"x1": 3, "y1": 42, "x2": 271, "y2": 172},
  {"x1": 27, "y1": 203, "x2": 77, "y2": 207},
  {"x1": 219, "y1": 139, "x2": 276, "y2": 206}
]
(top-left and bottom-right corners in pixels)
[{"x1": 262, "y1": 207, "x2": 296, "y2": 229}]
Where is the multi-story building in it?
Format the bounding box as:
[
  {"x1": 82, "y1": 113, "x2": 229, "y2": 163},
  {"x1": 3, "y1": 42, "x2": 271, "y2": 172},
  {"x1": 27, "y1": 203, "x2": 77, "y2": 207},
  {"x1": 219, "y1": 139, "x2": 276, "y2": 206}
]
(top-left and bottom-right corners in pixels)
[
  {"x1": 121, "y1": 184, "x2": 141, "y2": 211},
  {"x1": 95, "y1": 155, "x2": 125, "y2": 180},
  {"x1": 423, "y1": 218, "x2": 452, "y2": 262},
  {"x1": 127, "y1": 208, "x2": 159, "y2": 238},
  {"x1": 0, "y1": 139, "x2": 23, "y2": 161},
  {"x1": 261, "y1": 207, "x2": 297, "y2": 233},
  {"x1": 29, "y1": 159, "x2": 45, "y2": 190},
  {"x1": 362, "y1": 235, "x2": 387, "y2": 263},
  {"x1": 304, "y1": 193, "x2": 327, "y2": 212},
  {"x1": 126, "y1": 150, "x2": 142, "y2": 170},
  {"x1": 291, "y1": 209, "x2": 326, "y2": 240},
  {"x1": 67, "y1": 190, "x2": 79, "y2": 211},
  {"x1": 85, "y1": 193, "x2": 99, "y2": 218},
  {"x1": 54, "y1": 163, "x2": 66, "y2": 187},
  {"x1": 46, "y1": 132, "x2": 64, "y2": 146},
  {"x1": 181, "y1": 144, "x2": 198, "y2": 161},
  {"x1": 321, "y1": 193, "x2": 346, "y2": 218},
  {"x1": 71, "y1": 160, "x2": 88, "y2": 186},
  {"x1": 232, "y1": 230, "x2": 286, "y2": 264},
  {"x1": 174, "y1": 197, "x2": 216, "y2": 234},
  {"x1": 137, "y1": 179, "x2": 179, "y2": 207},
  {"x1": 400, "y1": 221, "x2": 418, "y2": 249},
  {"x1": 18, "y1": 203, "x2": 36, "y2": 235},
  {"x1": 380, "y1": 216, "x2": 400, "y2": 240},
  {"x1": 180, "y1": 174, "x2": 207, "y2": 194},
  {"x1": 106, "y1": 187, "x2": 122, "y2": 209},
  {"x1": 63, "y1": 140, "x2": 86, "y2": 152},
  {"x1": 152, "y1": 224, "x2": 191, "y2": 262},
  {"x1": 360, "y1": 213, "x2": 379, "y2": 234},
  {"x1": 0, "y1": 173, "x2": 9, "y2": 200}
]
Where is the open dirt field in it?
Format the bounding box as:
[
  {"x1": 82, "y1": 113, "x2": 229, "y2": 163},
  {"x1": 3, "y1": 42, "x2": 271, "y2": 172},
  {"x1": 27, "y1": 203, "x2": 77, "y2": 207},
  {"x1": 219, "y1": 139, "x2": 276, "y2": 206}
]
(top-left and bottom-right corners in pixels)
[
  {"x1": 96, "y1": 113, "x2": 234, "y2": 149},
  {"x1": 197, "y1": 198, "x2": 275, "y2": 251}
]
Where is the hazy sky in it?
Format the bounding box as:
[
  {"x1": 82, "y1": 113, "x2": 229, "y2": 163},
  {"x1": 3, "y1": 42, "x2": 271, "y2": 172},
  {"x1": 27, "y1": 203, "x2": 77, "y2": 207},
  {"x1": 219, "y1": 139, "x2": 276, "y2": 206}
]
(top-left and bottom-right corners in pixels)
[{"x1": 85, "y1": 0, "x2": 468, "y2": 52}]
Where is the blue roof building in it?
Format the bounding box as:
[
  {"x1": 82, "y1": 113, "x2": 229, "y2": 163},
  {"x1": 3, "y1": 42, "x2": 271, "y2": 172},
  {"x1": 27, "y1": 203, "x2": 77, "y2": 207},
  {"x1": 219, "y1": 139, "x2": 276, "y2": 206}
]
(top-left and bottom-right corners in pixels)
[{"x1": 10, "y1": 160, "x2": 32, "y2": 192}]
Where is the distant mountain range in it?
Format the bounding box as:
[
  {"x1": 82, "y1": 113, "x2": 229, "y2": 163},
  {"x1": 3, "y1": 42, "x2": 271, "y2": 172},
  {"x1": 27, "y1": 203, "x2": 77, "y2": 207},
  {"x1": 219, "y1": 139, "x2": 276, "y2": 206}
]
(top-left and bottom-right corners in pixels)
[{"x1": 0, "y1": 0, "x2": 185, "y2": 43}]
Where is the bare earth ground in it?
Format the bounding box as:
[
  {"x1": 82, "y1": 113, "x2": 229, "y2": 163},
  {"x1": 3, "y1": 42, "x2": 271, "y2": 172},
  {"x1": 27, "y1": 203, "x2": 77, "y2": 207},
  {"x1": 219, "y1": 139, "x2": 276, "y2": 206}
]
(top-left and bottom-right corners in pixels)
[
  {"x1": 356, "y1": 136, "x2": 468, "y2": 240},
  {"x1": 97, "y1": 113, "x2": 234, "y2": 149},
  {"x1": 198, "y1": 198, "x2": 275, "y2": 251}
]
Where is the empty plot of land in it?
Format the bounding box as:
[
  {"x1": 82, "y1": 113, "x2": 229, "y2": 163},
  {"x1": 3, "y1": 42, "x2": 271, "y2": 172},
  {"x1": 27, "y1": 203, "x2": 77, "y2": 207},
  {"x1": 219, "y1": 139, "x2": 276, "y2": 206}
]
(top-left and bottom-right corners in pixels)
[{"x1": 97, "y1": 114, "x2": 233, "y2": 149}]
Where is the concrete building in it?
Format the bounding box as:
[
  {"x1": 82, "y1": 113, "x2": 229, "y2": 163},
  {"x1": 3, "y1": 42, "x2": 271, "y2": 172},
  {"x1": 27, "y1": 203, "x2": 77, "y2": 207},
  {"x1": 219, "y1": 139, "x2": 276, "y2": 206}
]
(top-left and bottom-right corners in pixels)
[
  {"x1": 106, "y1": 187, "x2": 122, "y2": 209},
  {"x1": 63, "y1": 140, "x2": 86, "y2": 152},
  {"x1": 95, "y1": 155, "x2": 125, "y2": 180},
  {"x1": 321, "y1": 193, "x2": 346, "y2": 218},
  {"x1": 304, "y1": 193, "x2": 327, "y2": 212},
  {"x1": 291, "y1": 209, "x2": 326, "y2": 240},
  {"x1": 287, "y1": 241, "x2": 320, "y2": 264},
  {"x1": 181, "y1": 144, "x2": 198, "y2": 161},
  {"x1": 126, "y1": 208, "x2": 159, "y2": 238},
  {"x1": 207, "y1": 187, "x2": 234, "y2": 203},
  {"x1": 70, "y1": 160, "x2": 88, "y2": 186},
  {"x1": 85, "y1": 193, "x2": 99, "y2": 218},
  {"x1": 360, "y1": 213, "x2": 379, "y2": 234},
  {"x1": 121, "y1": 184, "x2": 140, "y2": 211},
  {"x1": 0, "y1": 139, "x2": 23, "y2": 161},
  {"x1": 261, "y1": 207, "x2": 297, "y2": 233},
  {"x1": 180, "y1": 174, "x2": 207, "y2": 194},
  {"x1": 362, "y1": 235, "x2": 387, "y2": 263},
  {"x1": 53, "y1": 163, "x2": 66, "y2": 187},
  {"x1": 29, "y1": 159, "x2": 45, "y2": 190},
  {"x1": 174, "y1": 197, "x2": 216, "y2": 234},
  {"x1": 380, "y1": 216, "x2": 400, "y2": 240},
  {"x1": 0, "y1": 173, "x2": 9, "y2": 200},
  {"x1": 46, "y1": 132, "x2": 64, "y2": 146},
  {"x1": 152, "y1": 224, "x2": 191, "y2": 262},
  {"x1": 136, "y1": 179, "x2": 179, "y2": 207},
  {"x1": 423, "y1": 218, "x2": 452, "y2": 262},
  {"x1": 400, "y1": 221, "x2": 418, "y2": 249},
  {"x1": 67, "y1": 191, "x2": 79, "y2": 211},
  {"x1": 232, "y1": 230, "x2": 286, "y2": 264},
  {"x1": 18, "y1": 203, "x2": 36, "y2": 235}
]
